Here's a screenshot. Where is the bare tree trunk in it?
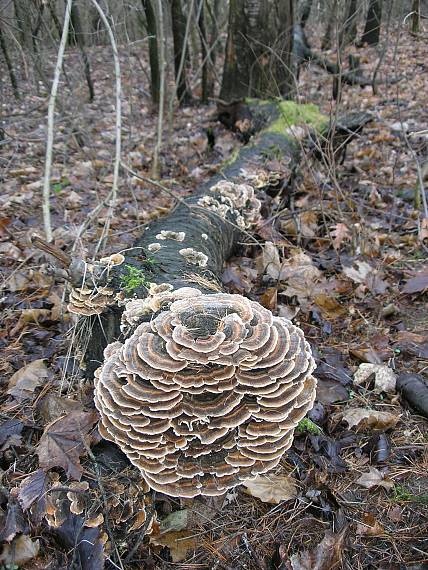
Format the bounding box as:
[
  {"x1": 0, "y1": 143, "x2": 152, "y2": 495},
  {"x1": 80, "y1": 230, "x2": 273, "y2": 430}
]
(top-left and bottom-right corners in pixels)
[
  {"x1": 220, "y1": 0, "x2": 294, "y2": 102},
  {"x1": 300, "y1": 0, "x2": 313, "y2": 28},
  {"x1": 340, "y1": 0, "x2": 358, "y2": 46},
  {"x1": 0, "y1": 20, "x2": 20, "y2": 99},
  {"x1": 152, "y1": 0, "x2": 166, "y2": 177},
  {"x1": 197, "y1": 0, "x2": 209, "y2": 102},
  {"x1": 32, "y1": 2, "x2": 45, "y2": 52},
  {"x1": 206, "y1": 0, "x2": 220, "y2": 95},
  {"x1": 170, "y1": 0, "x2": 193, "y2": 105},
  {"x1": 412, "y1": 0, "x2": 421, "y2": 33},
  {"x1": 142, "y1": 0, "x2": 160, "y2": 105},
  {"x1": 70, "y1": 4, "x2": 95, "y2": 101},
  {"x1": 321, "y1": 0, "x2": 337, "y2": 50},
  {"x1": 47, "y1": 1, "x2": 64, "y2": 39},
  {"x1": 360, "y1": 0, "x2": 383, "y2": 45},
  {"x1": 13, "y1": 0, "x2": 32, "y2": 51}
]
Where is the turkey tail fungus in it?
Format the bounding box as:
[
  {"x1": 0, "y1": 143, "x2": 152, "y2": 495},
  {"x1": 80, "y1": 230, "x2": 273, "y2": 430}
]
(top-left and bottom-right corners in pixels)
[{"x1": 94, "y1": 289, "x2": 316, "y2": 497}]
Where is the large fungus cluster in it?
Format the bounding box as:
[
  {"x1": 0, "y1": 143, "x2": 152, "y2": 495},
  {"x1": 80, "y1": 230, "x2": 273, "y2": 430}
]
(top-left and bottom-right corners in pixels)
[
  {"x1": 197, "y1": 180, "x2": 261, "y2": 230},
  {"x1": 94, "y1": 288, "x2": 316, "y2": 497}
]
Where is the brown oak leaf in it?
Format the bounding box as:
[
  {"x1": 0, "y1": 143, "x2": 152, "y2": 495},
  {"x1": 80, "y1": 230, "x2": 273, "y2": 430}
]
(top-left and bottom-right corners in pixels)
[{"x1": 37, "y1": 411, "x2": 98, "y2": 481}]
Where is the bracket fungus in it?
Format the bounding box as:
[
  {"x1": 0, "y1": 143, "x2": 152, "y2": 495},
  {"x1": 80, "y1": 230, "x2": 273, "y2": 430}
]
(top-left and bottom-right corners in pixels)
[
  {"x1": 68, "y1": 286, "x2": 116, "y2": 316},
  {"x1": 178, "y1": 248, "x2": 209, "y2": 267},
  {"x1": 94, "y1": 288, "x2": 316, "y2": 497}
]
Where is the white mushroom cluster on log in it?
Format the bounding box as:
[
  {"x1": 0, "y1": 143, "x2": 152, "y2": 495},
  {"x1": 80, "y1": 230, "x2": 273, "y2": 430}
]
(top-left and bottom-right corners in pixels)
[{"x1": 94, "y1": 288, "x2": 316, "y2": 497}]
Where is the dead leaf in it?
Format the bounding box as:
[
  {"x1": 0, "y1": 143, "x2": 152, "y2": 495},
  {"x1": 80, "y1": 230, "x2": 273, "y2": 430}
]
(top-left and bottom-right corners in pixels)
[
  {"x1": 314, "y1": 293, "x2": 346, "y2": 318},
  {"x1": 354, "y1": 363, "x2": 397, "y2": 393},
  {"x1": 343, "y1": 261, "x2": 388, "y2": 294},
  {"x1": 159, "y1": 510, "x2": 189, "y2": 533},
  {"x1": 243, "y1": 474, "x2": 297, "y2": 504},
  {"x1": 419, "y1": 217, "x2": 428, "y2": 243},
  {"x1": 37, "y1": 393, "x2": 83, "y2": 424},
  {"x1": 276, "y1": 250, "x2": 324, "y2": 303},
  {"x1": 0, "y1": 494, "x2": 27, "y2": 542},
  {"x1": 289, "y1": 529, "x2": 346, "y2": 570},
  {"x1": 341, "y1": 408, "x2": 399, "y2": 431},
  {"x1": 7, "y1": 359, "x2": 50, "y2": 401},
  {"x1": 331, "y1": 223, "x2": 351, "y2": 250},
  {"x1": 396, "y1": 373, "x2": 428, "y2": 419},
  {"x1": 356, "y1": 467, "x2": 394, "y2": 490},
  {"x1": 402, "y1": 268, "x2": 428, "y2": 294},
  {"x1": 356, "y1": 513, "x2": 385, "y2": 537},
  {"x1": 388, "y1": 506, "x2": 403, "y2": 523},
  {"x1": 18, "y1": 469, "x2": 49, "y2": 511},
  {"x1": 299, "y1": 211, "x2": 319, "y2": 238},
  {"x1": 0, "y1": 419, "x2": 24, "y2": 449},
  {"x1": 150, "y1": 530, "x2": 197, "y2": 562},
  {"x1": 260, "y1": 287, "x2": 277, "y2": 310},
  {"x1": 315, "y1": 378, "x2": 349, "y2": 404},
  {"x1": 54, "y1": 508, "x2": 104, "y2": 570},
  {"x1": 0, "y1": 241, "x2": 22, "y2": 260},
  {"x1": 37, "y1": 410, "x2": 98, "y2": 480},
  {"x1": 0, "y1": 534, "x2": 40, "y2": 566},
  {"x1": 261, "y1": 241, "x2": 283, "y2": 280}
]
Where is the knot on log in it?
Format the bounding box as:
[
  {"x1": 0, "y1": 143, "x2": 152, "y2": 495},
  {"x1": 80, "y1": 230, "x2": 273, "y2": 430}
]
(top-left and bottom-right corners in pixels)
[{"x1": 94, "y1": 288, "x2": 317, "y2": 497}]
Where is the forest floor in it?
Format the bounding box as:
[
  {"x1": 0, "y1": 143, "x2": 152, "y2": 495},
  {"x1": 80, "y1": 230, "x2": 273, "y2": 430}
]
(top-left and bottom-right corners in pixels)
[{"x1": 1, "y1": 25, "x2": 428, "y2": 570}]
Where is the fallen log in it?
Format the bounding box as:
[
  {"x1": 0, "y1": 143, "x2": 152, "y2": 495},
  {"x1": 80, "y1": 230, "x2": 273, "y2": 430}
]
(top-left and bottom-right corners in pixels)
[
  {"x1": 58, "y1": 101, "x2": 370, "y2": 498},
  {"x1": 293, "y1": 24, "x2": 401, "y2": 89}
]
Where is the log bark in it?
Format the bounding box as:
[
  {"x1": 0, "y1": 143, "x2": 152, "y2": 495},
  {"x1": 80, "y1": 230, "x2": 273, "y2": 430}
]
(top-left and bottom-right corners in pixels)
[
  {"x1": 70, "y1": 102, "x2": 370, "y2": 378},
  {"x1": 81, "y1": 101, "x2": 297, "y2": 376}
]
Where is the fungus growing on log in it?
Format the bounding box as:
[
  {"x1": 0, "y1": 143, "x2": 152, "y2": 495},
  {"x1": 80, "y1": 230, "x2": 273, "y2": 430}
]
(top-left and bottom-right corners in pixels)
[
  {"x1": 73, "y1": 101, "x2": 370, "y2": 494},
  {"x1": 94, "y1": 289, "x2": 316, "y2": 497},
  {"x1": 68, "y1": 286, "x2": 116, "y2": 316}
]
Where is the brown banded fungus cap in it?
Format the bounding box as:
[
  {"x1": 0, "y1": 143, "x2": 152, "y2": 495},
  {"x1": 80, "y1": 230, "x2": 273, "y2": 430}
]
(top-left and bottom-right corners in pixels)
[
  {"x1": 68, "y1": 286, "x2": 116, "y2": 316},
  {"x1": 94, "y1": 288, "x2": 316, "y2": 497}
]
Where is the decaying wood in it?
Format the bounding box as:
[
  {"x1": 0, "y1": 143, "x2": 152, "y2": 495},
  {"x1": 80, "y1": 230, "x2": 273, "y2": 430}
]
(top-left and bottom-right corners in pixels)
[{"x1": 69, "y1": 101, "x2": 370, "y2": 378}]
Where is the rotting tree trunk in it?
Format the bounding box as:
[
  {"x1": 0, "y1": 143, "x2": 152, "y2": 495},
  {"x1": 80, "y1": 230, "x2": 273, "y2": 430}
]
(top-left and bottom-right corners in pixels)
[
  {"x1": 170, "y1": 0, "x2": 193, "y2": 105},
  {"x1": 220, "y1": 0, "x2": 294, "y2": 101},
  {"x1": 65, "y1": 102, "x2": 371, "y2": 378},
  {"x1": 360, "y1": 0, "x2": 382, "y2": 46}
]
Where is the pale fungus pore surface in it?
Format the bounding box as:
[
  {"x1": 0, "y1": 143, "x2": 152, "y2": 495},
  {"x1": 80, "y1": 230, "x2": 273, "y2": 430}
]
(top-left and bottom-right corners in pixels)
[
  {"x1": 179, "y1": 248, "x2": 209, "y2": 267},
  {"x1": 94, "y1": 288, "x2": 317, "y2": 497},
  {"x1": 155, "y1": 230, "x2": 186, "y2": 242},
  {"x1": 147, "y1": 243, "x2": 162, "y2": 253},
  {"x1": 197, "y1": 180, "x2": 261, "y2": 230},
  {"x1": 68, "y1": 286, "x2": 116, "y2": 316}
]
